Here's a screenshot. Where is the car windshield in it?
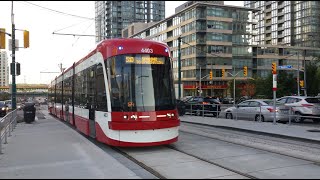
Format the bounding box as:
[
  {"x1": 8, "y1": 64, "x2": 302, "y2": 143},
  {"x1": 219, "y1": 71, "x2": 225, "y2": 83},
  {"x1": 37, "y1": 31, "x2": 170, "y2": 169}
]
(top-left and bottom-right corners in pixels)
[
  {"x1": 263, "y1": 100, "x2": 282, "y2": 105},
  {"x1": 0, "y1": 101, "x2": 5, "y2": 106},
  {"x1": 204, "y1": 98, "x2": 220, "y2": 104}
]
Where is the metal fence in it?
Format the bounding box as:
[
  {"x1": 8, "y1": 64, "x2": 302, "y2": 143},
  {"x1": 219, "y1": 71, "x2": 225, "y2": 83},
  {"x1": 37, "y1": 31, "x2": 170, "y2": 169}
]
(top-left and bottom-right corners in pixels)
[
  {"x1": 185, "y1": 103, "x2": 320, "y2": 124},
  {"x1": 0, "y1": 110, "x2": 18, "y2": 154}
]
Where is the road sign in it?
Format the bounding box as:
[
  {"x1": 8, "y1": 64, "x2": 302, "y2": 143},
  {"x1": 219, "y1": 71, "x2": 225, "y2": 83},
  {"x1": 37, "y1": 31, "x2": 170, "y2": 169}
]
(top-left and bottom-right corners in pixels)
[{"x1": 278, "y1": 65, "x2": 292, "y2": 69}]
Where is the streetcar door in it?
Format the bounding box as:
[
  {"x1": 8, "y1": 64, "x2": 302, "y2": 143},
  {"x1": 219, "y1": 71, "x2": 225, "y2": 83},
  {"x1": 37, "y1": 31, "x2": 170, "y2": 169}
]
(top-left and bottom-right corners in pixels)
[{"x1": 88, "y1": 65, "x2": 96, "y2": 138}]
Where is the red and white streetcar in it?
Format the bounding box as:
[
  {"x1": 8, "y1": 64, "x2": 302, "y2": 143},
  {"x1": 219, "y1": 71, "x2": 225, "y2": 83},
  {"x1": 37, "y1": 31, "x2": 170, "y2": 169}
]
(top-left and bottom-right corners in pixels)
[{"x1": 48, "y1": 38, "x2": 180, "y2": 147}]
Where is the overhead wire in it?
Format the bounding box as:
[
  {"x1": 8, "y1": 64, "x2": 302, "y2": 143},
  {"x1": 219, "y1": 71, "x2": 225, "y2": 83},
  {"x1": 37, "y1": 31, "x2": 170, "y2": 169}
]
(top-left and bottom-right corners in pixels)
[
  {"x1": 17, "y1": 1, "x2": 96, "y2": 71},
  {"x1": 21, "y1": 1, "x2": 94, "y2": 20},
  {"x1": 60, "y1": 20, "x2": 95, "y2": 63}
]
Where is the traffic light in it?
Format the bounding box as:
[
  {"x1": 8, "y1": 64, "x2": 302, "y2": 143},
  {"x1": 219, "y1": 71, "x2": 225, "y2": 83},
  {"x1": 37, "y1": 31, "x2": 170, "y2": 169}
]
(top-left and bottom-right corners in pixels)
[
  {"x1": 221, "y1": 68, "x2": 225, "y2": 77},
  {"x1": 16, "y1": 63, "x2": 20, "y2": 76},
  {"x1": 0, "y1": 28, "x2": 5, "y2": 49},
  {"x1": 243, "y1": 66, "x2": 247, "y2": 77},
  {"x1": 300, "y1": 80, "x2": 304, "y2": 87},
  {"x1": 272, "y1": 62, "x2": 277, "y2": 74},
  {"x1": 209, "y1": 70, "x2": 213, "y2": 79},
  {"x1": 23, "y1": 30, "x2": 29, "y2": 48}
]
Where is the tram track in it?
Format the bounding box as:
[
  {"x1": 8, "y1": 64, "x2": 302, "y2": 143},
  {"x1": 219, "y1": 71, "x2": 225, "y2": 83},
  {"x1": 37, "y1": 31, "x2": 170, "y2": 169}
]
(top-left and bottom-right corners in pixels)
[
  {"x1": 54, "y1": 113, "x2": 320, "y2": 178},
  {"x1": 113, "y1": 145, "x2": 257, "y2": 179},
  {"x1": 180, "y1": 121, "x2": 320, "y2": 164},
  {"x1": 111, "y1": 147, "x2": 166, "y2": 179},
  {"x1": 165, "y1": 145, "x2": 257, "y2": 179}
]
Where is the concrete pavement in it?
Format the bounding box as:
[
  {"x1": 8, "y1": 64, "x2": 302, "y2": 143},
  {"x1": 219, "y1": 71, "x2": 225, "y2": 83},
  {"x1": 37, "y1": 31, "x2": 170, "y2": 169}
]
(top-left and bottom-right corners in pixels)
[
  {"x1": 0, "y1": 109, "x2": 140, "y2": 179},
  {"x1": 1, "y1": 107, "x2": 320, "y2": 178},
  {"x1": 180, "y1": 114, "x2": 320, "y2": 143}
]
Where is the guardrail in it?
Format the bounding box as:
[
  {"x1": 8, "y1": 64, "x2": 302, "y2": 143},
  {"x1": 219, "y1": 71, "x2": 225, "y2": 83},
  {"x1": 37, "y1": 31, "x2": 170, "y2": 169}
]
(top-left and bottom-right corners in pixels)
[
  {"x1": 184, "y1": 103, "x2": 320, "y2": 124},
  {"x1": 0, "y1": 110, "x2": 18, "y2": 154}
]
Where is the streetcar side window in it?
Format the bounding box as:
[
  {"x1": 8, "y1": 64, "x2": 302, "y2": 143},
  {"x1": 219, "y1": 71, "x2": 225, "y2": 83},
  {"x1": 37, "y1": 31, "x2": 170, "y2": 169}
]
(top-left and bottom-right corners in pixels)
[{"x1": 96, "y1": 63, "x2": 107, "y2": 111}]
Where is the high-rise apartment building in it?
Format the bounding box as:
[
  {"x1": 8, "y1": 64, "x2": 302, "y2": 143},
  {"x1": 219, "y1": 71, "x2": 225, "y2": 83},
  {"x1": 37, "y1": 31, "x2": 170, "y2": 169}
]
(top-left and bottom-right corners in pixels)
[
  {"x1": 95, "y1": 1, "x2": 165, "y2": 43},
  {"x1": 128, "y1": 2, "x2": 258, "y2": 97},
  {"x1": 175, "y1": 1, "x2": 224, "y2": 13},
  {"x1": 244, "y1": 1, "x2": 320, "y2": 48},
  {"x1": 0, "y1": 51, "x2": 9, "y2": 87}
]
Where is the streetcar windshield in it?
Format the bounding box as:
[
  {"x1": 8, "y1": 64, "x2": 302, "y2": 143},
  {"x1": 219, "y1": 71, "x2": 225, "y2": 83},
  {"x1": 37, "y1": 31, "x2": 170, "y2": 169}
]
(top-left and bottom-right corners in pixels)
[{"x1": 108, "y1": 54, "x2": 176, "y2": 112}]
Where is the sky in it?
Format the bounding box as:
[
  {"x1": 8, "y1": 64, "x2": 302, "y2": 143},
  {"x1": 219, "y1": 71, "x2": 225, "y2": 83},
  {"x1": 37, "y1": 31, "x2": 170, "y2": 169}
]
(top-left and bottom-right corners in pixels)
[{"x1": 0, "y1": 1, "x2": 243, "y2": 85}]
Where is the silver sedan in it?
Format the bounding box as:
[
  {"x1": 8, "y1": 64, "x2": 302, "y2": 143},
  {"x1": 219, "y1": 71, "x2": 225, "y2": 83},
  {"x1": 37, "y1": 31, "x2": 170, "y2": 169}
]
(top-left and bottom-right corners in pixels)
[{"x1": 223, "y1": 99, "x2": 288, "y2": 122}]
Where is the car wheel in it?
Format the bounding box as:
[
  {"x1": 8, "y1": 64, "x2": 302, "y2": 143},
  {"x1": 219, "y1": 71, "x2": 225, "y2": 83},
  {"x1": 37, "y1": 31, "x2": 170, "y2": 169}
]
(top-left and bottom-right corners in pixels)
[
  {"x1": 212, "y1": 112, "x2": 217, "y2": 117},
  {"x1": 255, "y1": 114, "x2": 264, "y2": 122},
  {"x1": 294, "y1": 112, "x2": 304, "y2": 123},
  {"x1": 195, "y1": 109, "x2": 202, "y2": 116},
  {"x1": 226, "y1": 113, "x2": 233, "y2": 119}
]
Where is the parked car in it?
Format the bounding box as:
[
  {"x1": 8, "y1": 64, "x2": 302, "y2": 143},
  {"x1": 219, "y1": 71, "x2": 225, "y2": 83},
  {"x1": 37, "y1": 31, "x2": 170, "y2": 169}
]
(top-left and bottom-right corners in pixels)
[
  {"x1": 277, "y1": 96, "x2": 320, "y2": 123},
  {"x1": 5, "y1": 100, "x2": 12, "y2": 111},
  {"x1": 223, "y1": 99, "x2": 288, "y2": 122},
  {"x1": 176, "y1": 99, "x2": 186, "y2": 116},
  {"x1": 221, "y1": 97, "x2": 234, "y2": 104},
  {"x1": 236, "y1": 96, "x2": 252, "y2": 104},
  {"x1": 185, "y1": 96, "x2": 221, "y2": 117},
  {"x1": 181, "y1": 96, "x2": 192, "y2": 102},
  {"x1": 0, "y1": 101, "x2": 8, "y2": 117}
]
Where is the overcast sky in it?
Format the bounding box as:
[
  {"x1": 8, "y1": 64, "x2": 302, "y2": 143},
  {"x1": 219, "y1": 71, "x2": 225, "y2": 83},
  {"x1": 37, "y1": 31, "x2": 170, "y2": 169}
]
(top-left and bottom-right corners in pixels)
[{"x1": 0, "y1": 1, "x2": 243, "y2": 85}]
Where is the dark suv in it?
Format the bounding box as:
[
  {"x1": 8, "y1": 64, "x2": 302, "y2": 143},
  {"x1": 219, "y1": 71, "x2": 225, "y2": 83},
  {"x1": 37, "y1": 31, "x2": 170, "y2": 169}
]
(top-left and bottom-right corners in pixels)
[
  {"x1": 185, "y1": 96, "x2": 221, "y2": 117},
  {"x1": 0, "y1": 101, "x2": 8, "y2": 117},
  {"x1": 176, "y1": 99, "x2": 186, "y2": 116}
]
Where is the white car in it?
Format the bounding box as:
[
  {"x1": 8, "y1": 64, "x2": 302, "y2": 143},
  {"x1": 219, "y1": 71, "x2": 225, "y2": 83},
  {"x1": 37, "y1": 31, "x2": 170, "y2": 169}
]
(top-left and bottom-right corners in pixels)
[
  {"x1": 277, "y1": 96, "x2": 320, "y2": 123},
  {"x1": 224, "y1": 99, "x2": 288, "y2": 122},
  {"x1": 5, "y1": 100, "x2": 12, "y2": 111}
]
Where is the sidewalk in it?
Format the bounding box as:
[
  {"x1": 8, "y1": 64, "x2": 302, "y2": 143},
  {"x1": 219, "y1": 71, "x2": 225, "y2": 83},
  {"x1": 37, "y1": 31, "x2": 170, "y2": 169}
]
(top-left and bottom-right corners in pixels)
[
  {"x1": 180, "y1": 115, "x2": 320, "y2": 143},
  {"x1": 0, "y1": 109, "x2": 140, "y2": 179}
]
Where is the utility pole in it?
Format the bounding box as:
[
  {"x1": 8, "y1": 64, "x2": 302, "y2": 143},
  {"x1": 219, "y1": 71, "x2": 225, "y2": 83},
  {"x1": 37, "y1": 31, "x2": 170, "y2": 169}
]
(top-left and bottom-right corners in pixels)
[
  {"x1": 227, "y1": 69, "x2": 242, "y2": 107},
  {"x1": 11, "y1": 1, "x2": 17, "y2": 110},
  {"x1": 177, "y1": 36, "x2": 181, "y2": 99},
  {"x1": 297, "y1": 52, "x2": 300, "y2": 96},
  {"x1": 303, "y1": 49, "x2": 307, "y2": 96},
  {"x1": 199, "y1": 66, "x2": 202, "y2": 96}
]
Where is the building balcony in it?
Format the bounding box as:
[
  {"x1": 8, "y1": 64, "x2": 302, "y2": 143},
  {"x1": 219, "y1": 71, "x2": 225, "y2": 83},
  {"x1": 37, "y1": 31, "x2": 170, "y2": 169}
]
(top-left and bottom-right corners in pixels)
[
  {"x1": 278, "y1": 11, "x2": 284, "y2": 16},
  {"x1": 278, "y1": 18, "x2": 285, "y2": 23},
  {"x1": 265, "y1": 1, "x2": 272, "y2": 6},
  {"x1": 265, "y1": 14, "x2": 272, "y2": 20},
  {"x1": 265, "y1": 21, "x2": 272, "y2": 26},
  {"x1": 278, "y1": 3, "x2": 284, "y2": 9},
  {"x1": 277, "y1": 26, "x2": 284, "y2": 31},
  {"x1": 265, "y1": 29, "x2": 271, "y2": 34},
  {"x1": 265, "y1": 7, "x2": 272, "y2": 13},
  {"x1": 265, "y1": 36, "x2": 272, "y2": 40}
]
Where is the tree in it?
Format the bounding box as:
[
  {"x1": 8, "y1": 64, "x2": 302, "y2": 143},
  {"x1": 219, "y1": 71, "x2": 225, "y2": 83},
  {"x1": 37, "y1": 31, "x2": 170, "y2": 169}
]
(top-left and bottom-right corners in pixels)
[
  {"x1": 253, "y1": 71, "x2": 296, "y2": 98},
  {"x1": 306, "y1": 58, "x2": 320, "y2": 96}
]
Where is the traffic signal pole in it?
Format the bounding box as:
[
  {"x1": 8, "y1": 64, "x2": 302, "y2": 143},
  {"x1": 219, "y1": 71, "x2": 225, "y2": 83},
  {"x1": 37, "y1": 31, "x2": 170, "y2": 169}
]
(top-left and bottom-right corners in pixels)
[
  {"x1": 11, "y1": 1, "x2": 17, "y2": 110},
  {"x1": 272, "y1": 62, "x2": 277, "y2": 124},
  {"x1": 178, "y1": 36, "x2": 181, "y2": 99},
  {"x1": 297, "y1": 52, "x2": 300, "y2": 96}
]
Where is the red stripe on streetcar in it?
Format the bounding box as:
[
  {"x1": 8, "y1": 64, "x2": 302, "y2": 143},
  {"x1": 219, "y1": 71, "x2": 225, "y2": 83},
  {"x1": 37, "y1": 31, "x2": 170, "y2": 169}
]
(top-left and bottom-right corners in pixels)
[{"x1": 108, "y1": 119, "x2": 180, "y2": 130}]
